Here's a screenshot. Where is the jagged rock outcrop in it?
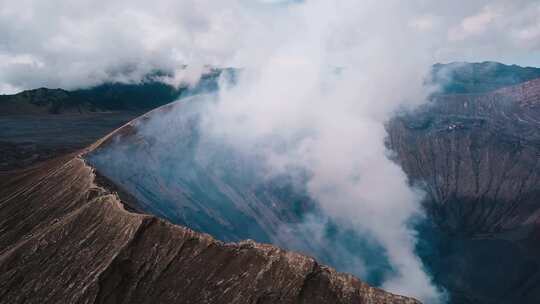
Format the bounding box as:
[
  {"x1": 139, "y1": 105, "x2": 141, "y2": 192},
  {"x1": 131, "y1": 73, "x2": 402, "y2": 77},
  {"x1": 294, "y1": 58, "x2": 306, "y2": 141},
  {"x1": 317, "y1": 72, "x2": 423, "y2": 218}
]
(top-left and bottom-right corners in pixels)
[{"x1": 0, "y1": 151, "x2": 418, "y2": 303}]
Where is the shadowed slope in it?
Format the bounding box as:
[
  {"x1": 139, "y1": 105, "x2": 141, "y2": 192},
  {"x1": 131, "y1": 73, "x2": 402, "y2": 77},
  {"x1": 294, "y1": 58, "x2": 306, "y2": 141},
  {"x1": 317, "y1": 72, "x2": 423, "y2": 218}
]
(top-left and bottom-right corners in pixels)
[
  {"x1": 387, "y1": 78, "x2": 540, "y2": 303},
  {"x1": 388, "y1": 77, "x2": 540, "y2": 235}
]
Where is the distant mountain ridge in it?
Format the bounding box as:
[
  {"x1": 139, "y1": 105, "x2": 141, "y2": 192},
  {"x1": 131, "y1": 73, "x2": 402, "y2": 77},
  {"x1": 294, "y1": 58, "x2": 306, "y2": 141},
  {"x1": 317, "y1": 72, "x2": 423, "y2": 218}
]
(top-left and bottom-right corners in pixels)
[
  {"x1": 2, "y1": 62, "x2": 539, "y2": 115},
  {"x1": 0, "y1": 70, "x2": 222, "y2": 115},
  {"x1": 431, "y1": 61, "x2": 540, "y2": 94}
]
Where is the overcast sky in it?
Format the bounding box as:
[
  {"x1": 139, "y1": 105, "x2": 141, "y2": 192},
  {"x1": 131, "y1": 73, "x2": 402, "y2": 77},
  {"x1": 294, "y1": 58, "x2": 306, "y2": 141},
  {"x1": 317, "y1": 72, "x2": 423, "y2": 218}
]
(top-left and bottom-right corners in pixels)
[{"x1": 0, "y1": 0, "x2": 539, "y2": 93}]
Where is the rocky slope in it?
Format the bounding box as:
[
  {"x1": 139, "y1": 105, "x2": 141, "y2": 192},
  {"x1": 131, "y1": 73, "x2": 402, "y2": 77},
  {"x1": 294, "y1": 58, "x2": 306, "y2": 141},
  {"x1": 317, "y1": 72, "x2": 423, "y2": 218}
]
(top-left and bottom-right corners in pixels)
[
  {"x1": 387, "y1": 77, "x2": 540, "y2": 303},
  {"x1": 388, "y1": 77, "x2": 540, "y2": 235},
  {"x1": 0, "y1": 148, "x2": 418, "y2": 303}
]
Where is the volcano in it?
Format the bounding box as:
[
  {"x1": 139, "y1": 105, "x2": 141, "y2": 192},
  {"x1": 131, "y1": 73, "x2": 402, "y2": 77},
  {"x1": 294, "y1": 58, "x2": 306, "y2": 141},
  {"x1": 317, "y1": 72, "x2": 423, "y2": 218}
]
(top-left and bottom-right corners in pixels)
[
  {"x1": 0, "y1": 130, "x2": 418, "y2": 304},
  {"x1": 1, "y1": 62, "x2": 540, "y2": 304},
  {"x1": 0, "y1": 94, "x2": 418, "y2": 303}
]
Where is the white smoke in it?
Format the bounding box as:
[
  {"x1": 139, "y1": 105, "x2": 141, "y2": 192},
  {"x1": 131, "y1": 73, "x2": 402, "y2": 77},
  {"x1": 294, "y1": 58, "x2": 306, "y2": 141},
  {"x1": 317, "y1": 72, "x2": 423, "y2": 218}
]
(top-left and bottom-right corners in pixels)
[{"x1": 194, "y1": 2, "x2": 441, "y2": 301}]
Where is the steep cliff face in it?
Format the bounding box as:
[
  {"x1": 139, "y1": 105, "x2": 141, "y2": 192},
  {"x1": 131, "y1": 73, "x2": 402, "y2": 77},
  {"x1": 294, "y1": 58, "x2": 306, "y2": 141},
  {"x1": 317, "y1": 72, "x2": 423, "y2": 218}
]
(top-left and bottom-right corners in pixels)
[
  {"x1": 388, "y1": 78, "x2": 540, "y2": 235},
  {"x1": 387, "y1": 78, "x2": 540, "y2": 303},
  {"x1": 0, "y1": 152, "x2": 418, "y2": 304}
]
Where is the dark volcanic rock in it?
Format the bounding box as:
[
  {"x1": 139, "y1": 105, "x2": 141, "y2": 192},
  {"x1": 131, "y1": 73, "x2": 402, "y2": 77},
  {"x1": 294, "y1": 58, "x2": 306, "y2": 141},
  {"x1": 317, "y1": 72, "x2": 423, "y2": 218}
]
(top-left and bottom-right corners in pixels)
[
  {"x1": 388, "y1": 78, "x2": 540, "y2": 235},
  {"x1": 387, "y1": 78, "x2": 540, "y2": 303},
  {"x1": 0, "y1": 151, "x2": 418, "y2": 303}
]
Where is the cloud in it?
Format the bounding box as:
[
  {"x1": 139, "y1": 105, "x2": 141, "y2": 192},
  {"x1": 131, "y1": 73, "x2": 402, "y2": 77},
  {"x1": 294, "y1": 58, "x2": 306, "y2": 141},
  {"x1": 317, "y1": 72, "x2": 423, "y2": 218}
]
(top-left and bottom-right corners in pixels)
[
  {"x1": 448, "y1": 6, "x2": 502, "y2": 41},
  {"x1": 432, "y1": 1, "x2": 540, "y2": 63},
  {"x1": 0, "y1": 0, "x2": 539, "y2": 93},
  {"x1": 0, "y1": 0, "x2": 254, "y2": 91},
  {"x1": 409, "y1": 15, "x2": 439, "y2": 32}
]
